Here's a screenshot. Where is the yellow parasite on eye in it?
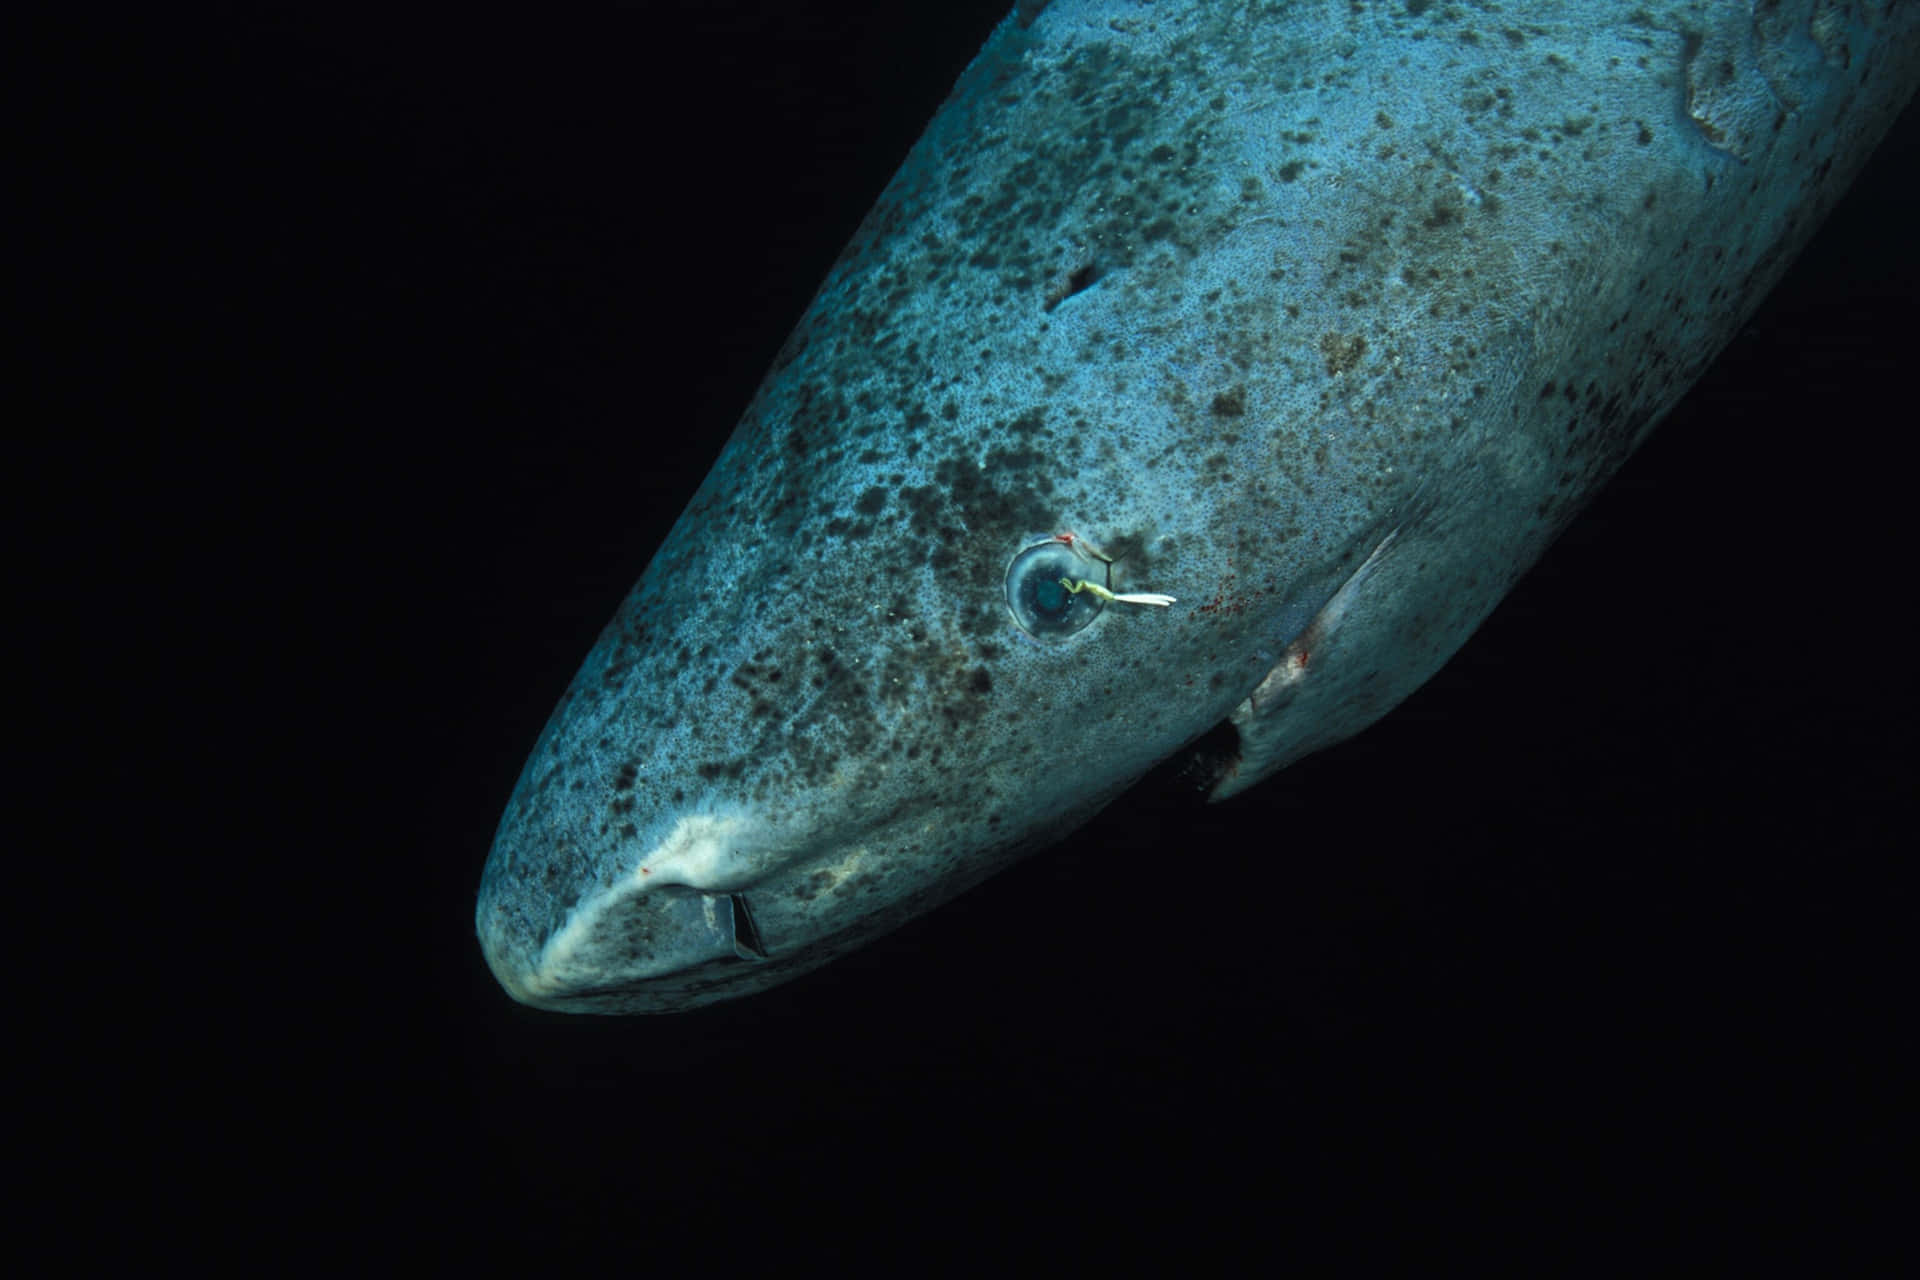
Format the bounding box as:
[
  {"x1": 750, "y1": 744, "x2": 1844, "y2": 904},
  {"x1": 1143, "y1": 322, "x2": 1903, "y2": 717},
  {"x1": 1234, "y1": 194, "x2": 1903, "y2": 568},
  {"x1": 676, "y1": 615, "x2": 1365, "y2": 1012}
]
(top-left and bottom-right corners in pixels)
[
  {"x1": 1056, "y1": 577, "x2": 1176, "y2": 608},
  {"x1": 1005, "y1": 532, "x2": 1175, "y2": 639}
]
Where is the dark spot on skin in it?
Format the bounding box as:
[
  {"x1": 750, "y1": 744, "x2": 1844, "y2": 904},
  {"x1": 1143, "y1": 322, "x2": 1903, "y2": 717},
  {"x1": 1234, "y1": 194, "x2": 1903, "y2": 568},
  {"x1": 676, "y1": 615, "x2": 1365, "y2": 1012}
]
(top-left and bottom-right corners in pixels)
[
  {"x1": 1320, "y1": 332, "x2": 1367, "y2": 375},
  {"x1": 791, "y1": 869, "x2": 837, "y2": 903},
  {"x1": 1007, "y1": 408, "x2": 1046, "y2": 438},
  {"x1": 1277, "y1": 160, "x2": 1305, "y2": 182},
  {"x1": 899, "y1": 484, "x2": 943, "y2": 528},
  {"x1": 1103, "y1": 532, "x2": 1147, "y2": 567},
  {"x1": 933, "y1": 454, "x2": 1055, "y2": 581},
  {"x1": 1210, "y1": 386, "x2": 1247, "y2": 417},
  {"x1": 855, "y1": 487, "x2": 888, "y2": 516},
  {"x1": 967, "y1": 667, "x2": 993, "y2": 695}
]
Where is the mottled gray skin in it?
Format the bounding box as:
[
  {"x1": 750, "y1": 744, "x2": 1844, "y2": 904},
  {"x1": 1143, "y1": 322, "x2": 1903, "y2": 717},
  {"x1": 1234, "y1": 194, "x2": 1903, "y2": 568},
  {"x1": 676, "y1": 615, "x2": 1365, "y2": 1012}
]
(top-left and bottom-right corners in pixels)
[{"x1": 478, "y1": 1, "x2": 1918, "y2": 1012}]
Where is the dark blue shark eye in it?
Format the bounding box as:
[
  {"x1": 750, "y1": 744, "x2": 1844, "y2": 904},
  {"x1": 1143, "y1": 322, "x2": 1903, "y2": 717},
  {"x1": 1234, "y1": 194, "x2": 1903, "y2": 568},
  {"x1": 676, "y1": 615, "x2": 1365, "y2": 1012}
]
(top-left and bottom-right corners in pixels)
[{"x1": 1005, "y1": 539, "x2": 1105, "y2": 637}]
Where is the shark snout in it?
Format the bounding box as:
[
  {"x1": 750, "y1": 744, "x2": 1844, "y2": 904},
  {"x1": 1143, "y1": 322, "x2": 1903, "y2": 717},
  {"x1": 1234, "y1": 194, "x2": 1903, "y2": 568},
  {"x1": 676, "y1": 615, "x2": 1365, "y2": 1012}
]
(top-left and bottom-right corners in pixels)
[
  {"x1": 480, "y1": 883, "x2": 761, "y2": 1012},
  {"x1": 478, "y1": 810, "x2": 787, "y2": 1012}
]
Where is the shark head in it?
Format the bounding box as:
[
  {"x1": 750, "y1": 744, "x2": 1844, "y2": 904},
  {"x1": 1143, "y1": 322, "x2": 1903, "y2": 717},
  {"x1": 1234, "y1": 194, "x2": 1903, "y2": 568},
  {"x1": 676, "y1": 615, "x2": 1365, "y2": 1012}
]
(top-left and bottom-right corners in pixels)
[
  {"x1": 472, "y1": 393, "x2": 1338, "y2": 1011},
  {"x1": 477, "y1": 2, "x2": 1920, "y2": 1012}
]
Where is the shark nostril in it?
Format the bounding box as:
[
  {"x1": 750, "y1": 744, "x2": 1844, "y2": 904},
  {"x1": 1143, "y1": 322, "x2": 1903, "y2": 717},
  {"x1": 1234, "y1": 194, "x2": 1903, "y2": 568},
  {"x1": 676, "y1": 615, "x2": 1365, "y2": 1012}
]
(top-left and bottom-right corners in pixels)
[{"x1": 729, "y1": 892, "x2": 768, "y2": 961}]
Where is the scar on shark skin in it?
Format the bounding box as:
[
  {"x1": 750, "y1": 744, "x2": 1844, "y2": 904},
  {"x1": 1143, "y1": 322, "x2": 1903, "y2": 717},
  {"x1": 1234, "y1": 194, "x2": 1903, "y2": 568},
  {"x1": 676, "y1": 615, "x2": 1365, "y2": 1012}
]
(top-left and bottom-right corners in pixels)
[{"x1": 1051, "y1": 530, "x2": 1177, "y2": 608}]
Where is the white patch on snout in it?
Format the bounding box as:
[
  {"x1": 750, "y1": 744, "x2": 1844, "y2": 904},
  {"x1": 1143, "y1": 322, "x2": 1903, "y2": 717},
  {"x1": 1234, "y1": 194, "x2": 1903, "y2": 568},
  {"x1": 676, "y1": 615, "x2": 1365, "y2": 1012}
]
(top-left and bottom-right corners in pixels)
[
  {"x1": 635, "y1": 813, "x2": 754, "y2": 890},
  {"x1": 501, "y1": 813, "x2": 760, "y2": 1005}
]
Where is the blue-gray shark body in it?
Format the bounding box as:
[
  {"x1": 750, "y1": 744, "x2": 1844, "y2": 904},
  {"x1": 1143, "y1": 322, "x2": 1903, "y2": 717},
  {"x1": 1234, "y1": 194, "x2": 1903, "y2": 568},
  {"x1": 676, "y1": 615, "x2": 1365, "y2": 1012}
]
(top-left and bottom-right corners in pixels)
[{"x1": 479, "y1": 1, "x2": 1918, "y2": 1012}]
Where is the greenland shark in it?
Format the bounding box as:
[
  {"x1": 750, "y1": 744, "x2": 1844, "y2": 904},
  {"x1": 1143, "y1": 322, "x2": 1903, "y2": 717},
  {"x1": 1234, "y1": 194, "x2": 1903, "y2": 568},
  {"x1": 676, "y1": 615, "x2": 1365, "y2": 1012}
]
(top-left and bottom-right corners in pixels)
[{"x1": 478, "y1": 1, "x2": 1919, "y2": 1012}]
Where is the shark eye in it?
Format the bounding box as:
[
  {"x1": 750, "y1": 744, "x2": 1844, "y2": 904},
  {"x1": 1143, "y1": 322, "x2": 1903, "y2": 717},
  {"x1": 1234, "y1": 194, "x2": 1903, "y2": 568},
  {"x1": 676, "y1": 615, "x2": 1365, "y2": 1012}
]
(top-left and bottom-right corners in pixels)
[{"x1": 1005, "y1": 539, "x2": 1105, "y2": 638}]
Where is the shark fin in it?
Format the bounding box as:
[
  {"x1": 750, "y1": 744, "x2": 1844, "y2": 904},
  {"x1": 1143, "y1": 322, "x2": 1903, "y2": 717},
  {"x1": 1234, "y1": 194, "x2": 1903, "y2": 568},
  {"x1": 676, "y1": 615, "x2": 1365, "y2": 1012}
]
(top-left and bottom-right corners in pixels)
[{"x1": 1209, "y1": 482, "x2": 1446, "y2": 801}]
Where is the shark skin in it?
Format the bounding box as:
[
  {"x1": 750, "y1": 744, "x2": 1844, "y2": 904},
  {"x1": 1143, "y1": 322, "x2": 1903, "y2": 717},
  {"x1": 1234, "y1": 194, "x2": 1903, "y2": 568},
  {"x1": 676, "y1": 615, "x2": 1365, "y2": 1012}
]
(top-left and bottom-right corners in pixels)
[{"x1": 478, "y1": 1, "x2": 1919, "y2": 1013}]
